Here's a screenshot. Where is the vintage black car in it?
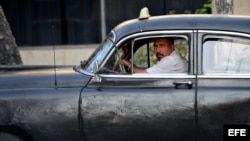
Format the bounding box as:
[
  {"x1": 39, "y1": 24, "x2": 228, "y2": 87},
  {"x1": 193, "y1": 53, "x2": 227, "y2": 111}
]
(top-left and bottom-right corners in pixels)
[{"x1": 1, "y1": 8, "x2": 250, "y2": 141}]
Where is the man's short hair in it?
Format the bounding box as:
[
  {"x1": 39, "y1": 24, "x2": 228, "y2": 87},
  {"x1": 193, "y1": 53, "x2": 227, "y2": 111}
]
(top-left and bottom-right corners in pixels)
[
  {"x1": 155, "y1": 37, "x2": 174, "y2": 45},
  {"x1": 166, "y1": 37, "x2": 174, "y2": 45}
]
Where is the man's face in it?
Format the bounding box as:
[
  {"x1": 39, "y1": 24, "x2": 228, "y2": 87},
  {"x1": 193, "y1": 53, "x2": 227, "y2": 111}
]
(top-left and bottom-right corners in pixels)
[{"x1": 153, "y1": 38, "x2": 174, "y2": 61}]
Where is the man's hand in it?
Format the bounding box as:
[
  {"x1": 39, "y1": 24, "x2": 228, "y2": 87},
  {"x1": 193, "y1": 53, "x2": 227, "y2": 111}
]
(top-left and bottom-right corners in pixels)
[
  {"x1": 121, "y1": 59, "x2": 148, "y2": 73},
  {"x1": 121, "y1": 59, "x2": 131, "y2": 67}
]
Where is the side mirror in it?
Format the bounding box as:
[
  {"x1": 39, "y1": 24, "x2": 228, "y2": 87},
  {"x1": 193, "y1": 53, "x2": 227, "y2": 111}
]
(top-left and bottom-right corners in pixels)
[
  {"x1": 92, "y1": 61, "x2": 101, "y2": 82},
  {"x1": 93, "y1": 61, "x2": 99, "y2": 74}
]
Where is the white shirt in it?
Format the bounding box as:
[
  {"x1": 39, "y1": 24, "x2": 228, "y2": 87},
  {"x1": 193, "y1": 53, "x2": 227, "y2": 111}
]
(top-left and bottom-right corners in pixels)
[{"x1": 146, "y1": 50, "x2": 188, "y2": 74}]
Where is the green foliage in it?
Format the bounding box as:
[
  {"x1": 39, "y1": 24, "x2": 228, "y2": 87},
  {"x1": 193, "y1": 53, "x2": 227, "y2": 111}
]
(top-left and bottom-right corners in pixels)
[
  {"x1": 134, "y1": 44, "x2": 157, "y2": 67},
  {"x1": 174, "y1": 40, "x2": 189, "y2": 62},
  {"x1": 167, "y1": 0, "x2": 212, "y2": 14},
  {"x1": 195, "y1": 0, "x2": 212, "y2": 14},
  {"x1": 168, "y1": 10, "x2": 176, "y2": 15}
]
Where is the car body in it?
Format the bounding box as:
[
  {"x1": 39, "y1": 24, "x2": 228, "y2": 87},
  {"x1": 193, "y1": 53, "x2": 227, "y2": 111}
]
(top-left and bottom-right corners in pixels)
[{"x1": 1, "y1": 8, "x2": 250, "y2": 141}]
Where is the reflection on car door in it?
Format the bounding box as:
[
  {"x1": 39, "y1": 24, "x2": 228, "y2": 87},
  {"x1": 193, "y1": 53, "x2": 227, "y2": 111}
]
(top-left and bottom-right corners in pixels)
[
  {"x1": 81, "y1": 75, "x2": 196, "y2": 141},
  {"x1": 197, "y1": 30, "x2": 250, "y2": 141},
  {"x1": 80, "y1": 33, "x2": 196, "y2": 141}
]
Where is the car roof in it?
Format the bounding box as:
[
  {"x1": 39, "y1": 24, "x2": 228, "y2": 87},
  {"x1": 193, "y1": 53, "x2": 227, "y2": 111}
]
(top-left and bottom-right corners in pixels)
[{"x1": 113, "y1": 14, "x2": 250, "y2": 42}]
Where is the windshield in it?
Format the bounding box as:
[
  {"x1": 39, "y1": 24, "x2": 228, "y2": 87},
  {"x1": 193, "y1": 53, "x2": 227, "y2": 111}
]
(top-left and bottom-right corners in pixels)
[{"x1": 83, "y1": 32, "x2": 116, "y2": 73}]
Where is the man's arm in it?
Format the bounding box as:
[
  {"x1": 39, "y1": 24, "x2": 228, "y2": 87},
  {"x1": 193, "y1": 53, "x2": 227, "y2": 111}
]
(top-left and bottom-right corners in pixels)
[
  {"x1": 122, "y1": 59, "x2": 148, "y2": 73},
  {"x1": 133, "y1": 66, "x2": 148, "y2": 73}
]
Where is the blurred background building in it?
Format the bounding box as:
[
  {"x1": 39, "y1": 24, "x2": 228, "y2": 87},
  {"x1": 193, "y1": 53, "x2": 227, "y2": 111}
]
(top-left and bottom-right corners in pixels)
[
  {"x1": 0, "y1": 0, "x2": 208, "y2": 46},
  {"x1": 2, "y1": 0, "x2": 249, "y2": 65}
]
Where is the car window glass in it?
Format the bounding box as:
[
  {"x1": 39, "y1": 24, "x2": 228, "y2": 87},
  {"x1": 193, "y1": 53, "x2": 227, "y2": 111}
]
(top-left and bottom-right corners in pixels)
[
  {"x1": 84, "y1": 39, "x2": 114, "y2": 73},
  {"x1": 101, "y1": 42, "x2": 130, "y2": 73},
  {"x1": 203, "y1": 37, "x2": 250, "y2": 74}
]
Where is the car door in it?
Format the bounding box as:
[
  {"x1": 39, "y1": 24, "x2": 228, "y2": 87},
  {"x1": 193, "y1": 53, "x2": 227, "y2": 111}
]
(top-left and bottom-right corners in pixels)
[
  {"x1": 197, "y1": 30, "x2": 250, "y2": 141},
  {"x1": 80, "y1": 31, "x2": 197, "y2": 141}
]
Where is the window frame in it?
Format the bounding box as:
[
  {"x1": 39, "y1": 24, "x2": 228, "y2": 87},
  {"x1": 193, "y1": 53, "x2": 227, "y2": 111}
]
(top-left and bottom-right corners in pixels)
[
  {"x1": 99, "y1": 30, "x2": 193, "y2": 77},
  {"x1": 199, "y1": 30, "x2": 250, "y2": 76}
]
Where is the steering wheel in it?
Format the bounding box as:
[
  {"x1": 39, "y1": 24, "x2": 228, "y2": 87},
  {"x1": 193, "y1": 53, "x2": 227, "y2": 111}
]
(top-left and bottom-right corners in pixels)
[{"x1": 111, "y1": 59, "x2": 127, "y2": 73}]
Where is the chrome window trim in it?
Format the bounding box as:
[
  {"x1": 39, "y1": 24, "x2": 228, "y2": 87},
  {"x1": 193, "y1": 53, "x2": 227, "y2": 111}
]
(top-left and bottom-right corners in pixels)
[
  {"x1": 99, "y1": 73, "x2": 195, "y2": 79},
  {"x1": 199, "y1": 30, "x2": 250, "y2": 38},
  {"x1": 117, "y1": 30, "x2": 193, "y2": 47},
  {"x1": 198, "y1": 75, "x2": 250, "y2": 79},
  {"x1": 133, "y1": 35, "x2": 189, "y2": 42},
  {"x1": 99, "y1": 30, "x2": 193, "y2": 78},
  {"x1": 111, "y1": 30, "x2": 116, "y2": 42},
  {"x1": 200, "y1": 30, "x2": 250, "y2": 75}
]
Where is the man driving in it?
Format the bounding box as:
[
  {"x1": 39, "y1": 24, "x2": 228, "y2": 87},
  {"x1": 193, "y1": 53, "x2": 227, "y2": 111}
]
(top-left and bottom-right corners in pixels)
[{"x1": 122, "y1": 37, "x2": 188, "y2": 73}]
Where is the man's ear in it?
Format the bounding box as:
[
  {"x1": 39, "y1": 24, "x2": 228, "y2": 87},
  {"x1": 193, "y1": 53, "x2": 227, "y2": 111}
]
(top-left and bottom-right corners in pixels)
[{"x1": 171, "y1": 44, "x2": 174, "y2": 50}]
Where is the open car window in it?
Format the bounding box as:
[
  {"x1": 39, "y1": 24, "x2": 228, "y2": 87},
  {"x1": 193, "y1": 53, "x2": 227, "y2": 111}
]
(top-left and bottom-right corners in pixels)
[
  {"x1": 133, "y1": 37, "x2": 189, "y2": 70},
  {"x1": 101, "y1": 35, "x2": 189, "y2": 75}
]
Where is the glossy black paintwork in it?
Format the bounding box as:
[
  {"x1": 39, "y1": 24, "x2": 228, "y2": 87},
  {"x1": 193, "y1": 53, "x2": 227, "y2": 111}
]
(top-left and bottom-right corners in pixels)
[
  {"x1": 1, "y1": 14, "x2": 250, "y2": 141},
  {"x1": 0, "y1": 67, "x2": 91, "y2": 141},
  {"x1": 81, "y1": 78, "x2": 196, "y2": 141},
  {"x1": 0, "y1": 67, "x2": 90, "y2": 89},
  {"x1": 113, "y1": 14, "x2": 250, "y2": 42}
]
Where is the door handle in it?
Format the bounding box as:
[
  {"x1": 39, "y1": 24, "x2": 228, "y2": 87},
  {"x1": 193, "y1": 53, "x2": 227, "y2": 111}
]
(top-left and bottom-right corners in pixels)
[{"x1": 173, "y1": 80, "x2": 193, "y2": 89}]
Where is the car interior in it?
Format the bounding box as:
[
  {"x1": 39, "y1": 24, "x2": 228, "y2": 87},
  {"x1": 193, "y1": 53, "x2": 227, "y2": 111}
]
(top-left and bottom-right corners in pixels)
[{"x1": 101, "y1": 36, "x2": 189, "y2": 74}]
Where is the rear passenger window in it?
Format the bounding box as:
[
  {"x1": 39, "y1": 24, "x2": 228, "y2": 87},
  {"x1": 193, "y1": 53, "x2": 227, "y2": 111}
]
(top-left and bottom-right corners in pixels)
[{"x1": 203, "y1": 36, "x2": 250, "y2": 74}]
